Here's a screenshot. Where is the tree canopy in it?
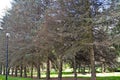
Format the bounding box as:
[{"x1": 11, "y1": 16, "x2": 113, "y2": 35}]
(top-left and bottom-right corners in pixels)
[{"x1": 0, "y1": 0, "x2": 120, "y2": 80}]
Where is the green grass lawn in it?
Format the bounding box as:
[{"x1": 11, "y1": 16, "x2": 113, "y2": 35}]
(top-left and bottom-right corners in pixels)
[
  {"x1": 96, "y1": 76, "x2": 120, "y2": 80},
  {"x1": 0, "y1": 74, "x2": 120, "y2": 80},
  {"x1": 0, "y1": 76, "x2": 120, "y2": 80},
  {"x1": 0, "y1": 75, "x2": 32, "y2": 80}
]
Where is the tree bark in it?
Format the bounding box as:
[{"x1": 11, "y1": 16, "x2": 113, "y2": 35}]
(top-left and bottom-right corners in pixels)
[
  {"x1": 0, "y1": 64, "x2": 2, "y2": 74},
  {"x1": 37, "y1": 64, "x2": 41, "y2": 79},
  {"x1": 58, "y1": 57, "x2": 63, "y2": 80},
  {"x1": 3, "y1": 65, "x2": 5, "y2": 75},
  {"x1": 46, "y1": 57, "x2": 50, "y2": 80},
  {"x1": 83, "y1": 66, "x2": 85, "y2": 74},
  {"x1": 104, "y1": 63, "x2": 106, "y2": 72},
  {"x1": 78, "y1": 64, "x2": 81, "y2": 73},
  {"x1": 31, "y1": 64, "x2": 33, "y2": 78},
  {"x1": 11, "y1": 68, "x2": 14, "y2": 76},
  {"x1": 8, "y1": 68, "x2": 10, "y2": 75},
  {"x1": 20, "y1": 65, "x2": 23, "y2": 77},
  {"x1": 90, "y1": 46, "x2": 96, "y2": 80},
  {"x1": 24, "y1": 66, "x2": 27, "y2": 78},
  {"x1": 88, "y1": 65, "x2": 91, "y2": 73},
  {"x1": 15, "y1": 67, "x2": 18, "y2": 77},
  {"x1": 102, "y1": 62, "x2": 106, "y2": 73},
  {"x1": 73, "y1": 56, "x2": 77, "y2": 80}
]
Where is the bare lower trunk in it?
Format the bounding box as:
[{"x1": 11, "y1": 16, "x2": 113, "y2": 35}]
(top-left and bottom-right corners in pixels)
[
  {"x1": 83, "y1": 66, "x2": 85, "y2": 74},
  {"x1": 78, "y1": 64, "x2": 81, "y2": 73},
  {"x1": 20, "y1": 65, "x2": 23, "y2": 77},
  {"x1": 11, "y1": 68, "x2": 14, "y2": 76},
  {"x1": 24, "y1": 66, "x2": 27, "y2": 78},
  {"x1": 15, "y1": 67, "x2": 17, "y2": 77},
  {"x1": 46, "y1": 57, "x2": 50, "y2": 80},
  {"x1": 74, "y1": 56, "x2": 77, "y2": 80},
  {"x1": 37, "y1": 64, "x2": 41, "y2": 79},
  {"x1": 58, "y1": 58, "x2": 63, "y2": 80},
  {"x1": 0, "y1": 64, "x2": 2, "y2": 74},
  {"x1": 89, "y1": 65, "x2": 91, "y2": 73},
  {"x1": 31, "y1": 64, "x2": 33, "y2": 78},
  {"x1": 90, "y1": 46, "x2": 96, "y2": 80},
  {"x1": 8, "y1": 68, "x2": 10, "y2": 75},
  {"x1": 3, "y1": 65, "x2": 5, "y2": 75},
  {"x1": 101, "y1": 62, "x2": 106, "y2": 73}
]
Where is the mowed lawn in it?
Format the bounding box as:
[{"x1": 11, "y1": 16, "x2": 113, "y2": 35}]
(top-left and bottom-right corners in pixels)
[
  {"x1": 0, "y1": 75, "x2": 32, "y2": 80},
  {"x1": 0, "y1": 76, "x2": 120, "y2": 80},
  {"x1": 0, "y1": 72, "x2": 120, "y2": 80},
  {"x1": 96, "y1": 76, "x2": 120, "y2": 80}
]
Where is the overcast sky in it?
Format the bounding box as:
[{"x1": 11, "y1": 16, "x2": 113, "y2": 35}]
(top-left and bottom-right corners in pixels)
[{"x1": 0, "y1": 0, "x2": 13, "y2": 18}]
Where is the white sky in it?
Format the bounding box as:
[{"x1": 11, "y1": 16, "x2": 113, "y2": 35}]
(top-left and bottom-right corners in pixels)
[{"x1": 0, "y1": 0, "x2": 13, "y2": 18}]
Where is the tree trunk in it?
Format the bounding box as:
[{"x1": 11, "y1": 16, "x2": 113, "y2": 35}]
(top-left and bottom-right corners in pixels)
[
  {"x1": 31, "y1": 64, "x2": 33, "y2": 78},
  {"x1": 102, "y1": 63, "x2": 106, "y2": 73},
  {"x1": 83, "y1": 66, "x2": 85, "y2": 74},
  {"x1": 37, "y1": 64, "x2": 41, "y2": 79},
  {"x1": 20, "y1": 65, "x2": 23, "y2": 77},
  {"x1": 15, "y1": 67, "x2": 18, "y2": 77},
  {"x1": 78, "y1": 64, "x2": 81, "y2": 73},
  {"x1": 8, "y1": 68, "x2": 10, "y2": 75},
  {"x1": 11, "y1": 68, "x2": 14, "y2": 76},
  {"x1": 3, "y1": 66, "x2": 5, "y2": 75},
  {"x1": 104, "y1": 63, "x2": 106, "y2": 72},
  {"x1": 46, "y1": 57, "x2": 50, "y2": 80},
  {"x1": 0, "y1": 64, "x2": 2, "y2": 74},
  {"x1": 88, "y1": 65, "x2": 91, "y2": 73},
  {"x1": 101, "y1": 63, "x2": 104, "y2": 73},
  {"x1": 24, "y1": 66, "x2": 27, "y2": 78},
  {"x1": 89, "y1": 46, "x2": 96, "y2": 80},
  {"x1": 58, "y1": 57, "x2": 63, "y2": 80},
  {"x1": 73, "y1": 56, "x2": 77, "y2": 80}
]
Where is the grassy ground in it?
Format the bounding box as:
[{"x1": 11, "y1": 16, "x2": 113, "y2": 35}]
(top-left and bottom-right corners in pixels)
[
  {"x1": 0, "y1": 76, "x2": 120, "y2": 80},
  {"x1": 96, "y1": 76, "x2": 120, "y2": 80},
  {"x1": 0, "y1": 75, "x2": 32, "y2": 80},
  {"x1": 0, "y1": 73, "x2": 120, "y2": 80}
]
